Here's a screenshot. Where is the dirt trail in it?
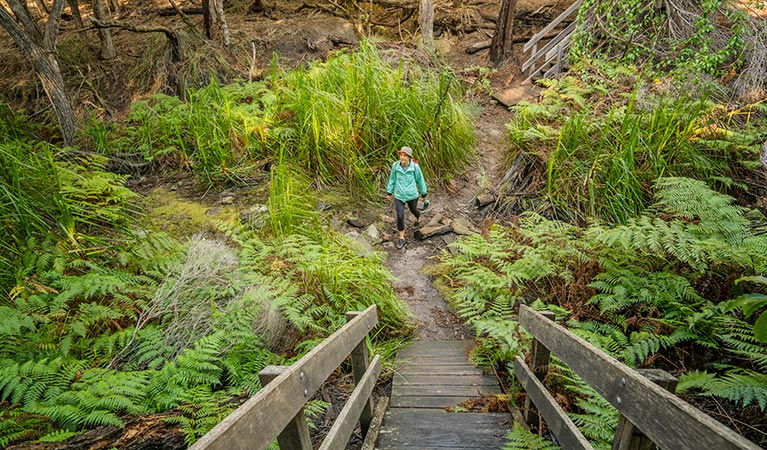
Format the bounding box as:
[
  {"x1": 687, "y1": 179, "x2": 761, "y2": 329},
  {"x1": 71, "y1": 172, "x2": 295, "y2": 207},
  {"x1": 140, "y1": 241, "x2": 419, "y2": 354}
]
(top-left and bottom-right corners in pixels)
[{"x1": 384, "y1": 99, "x2": 512, "y2": 340}]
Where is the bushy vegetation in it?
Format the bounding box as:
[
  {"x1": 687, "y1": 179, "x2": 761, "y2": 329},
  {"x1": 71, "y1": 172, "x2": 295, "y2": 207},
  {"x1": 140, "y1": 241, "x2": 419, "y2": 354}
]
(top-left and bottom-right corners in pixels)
[
  {"x1": 433, "y1": 178, "x2": 767, "y2": 447},
  {"x1": 1, "y1": 42, "x2": 442, "y2": 445},
  {"x1": 87, "y1": 40, "x2": 475, "y2": 194},
  {"x1": 504, "y1": 66, "x2": 765, "y2": 223},
  {"x1": 569, "y1": 0, "x2": 760, "y2": 87}
]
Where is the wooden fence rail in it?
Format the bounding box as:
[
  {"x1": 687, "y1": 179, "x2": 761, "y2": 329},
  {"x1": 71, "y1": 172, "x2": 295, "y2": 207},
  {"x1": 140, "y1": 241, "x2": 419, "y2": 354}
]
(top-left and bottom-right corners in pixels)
[
  {"x1": 515, "y1": 305, "x2": 761, "y2": 450},
  {"x1": 190, "y1": 305, "x2": 380, "y2": 450},
  {"x1": 522, "y1": 0, "x2": 582, "y2": 81}
]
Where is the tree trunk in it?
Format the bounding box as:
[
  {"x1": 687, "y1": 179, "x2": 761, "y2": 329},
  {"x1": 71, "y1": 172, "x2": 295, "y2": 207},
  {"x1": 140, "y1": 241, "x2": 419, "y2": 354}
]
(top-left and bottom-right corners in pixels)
[
  {"x1": 214, "y1": 0, "x2": 229, "y2": 46},
  {"x1": 29, "y1": 48, "x2": 77, "y2": 145},
  {"x1": 6, "y1": 0, "x2": 43, "y2": 41},
  {"x1": 419, "y1": 0, "x2": 433, "y2": 48},
  {"x1": 92, "y1": 0, "x2": 115, "y2": 59},
  {"x1": 201, "y1": 0, "x2": 228, "y2": 45},
  {"x1": 489, "y1": 0, "x2": 516, "y2": 65},
  {"x1": 202, "y1": 0, "x2": 214, "y2": 39},
  {"x1": 0, "y1": 1, "x2": 76, "y2": 145},
  {"x1": 66, "y1": 0, "x2": 85, "y2": 32}
]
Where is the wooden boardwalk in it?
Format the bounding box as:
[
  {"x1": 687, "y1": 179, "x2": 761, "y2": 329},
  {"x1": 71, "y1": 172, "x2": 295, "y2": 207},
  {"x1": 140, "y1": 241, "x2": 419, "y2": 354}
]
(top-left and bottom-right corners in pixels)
[{"x1": 376, "y1": 340, "x2": 511, "y2": 450}]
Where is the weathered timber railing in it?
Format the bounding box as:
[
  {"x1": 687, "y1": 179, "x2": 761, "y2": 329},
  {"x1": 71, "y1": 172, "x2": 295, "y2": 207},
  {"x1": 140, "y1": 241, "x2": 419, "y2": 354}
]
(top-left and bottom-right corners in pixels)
[
  {"x1": 190, "y1": 305, "x2": 381, "y2": 450},
  {"x1": 521, "y1": 0, "x2": 582, "y2": 82},
  {"x1": 515, "y1": 305, "x2": 762, "y2": 450}
]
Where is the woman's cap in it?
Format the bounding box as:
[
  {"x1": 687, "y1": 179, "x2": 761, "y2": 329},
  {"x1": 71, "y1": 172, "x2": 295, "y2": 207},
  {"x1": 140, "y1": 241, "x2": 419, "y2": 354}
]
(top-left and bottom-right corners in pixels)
[{"x1": 399, "y1": 146, "x2": 413, "y2": 158}]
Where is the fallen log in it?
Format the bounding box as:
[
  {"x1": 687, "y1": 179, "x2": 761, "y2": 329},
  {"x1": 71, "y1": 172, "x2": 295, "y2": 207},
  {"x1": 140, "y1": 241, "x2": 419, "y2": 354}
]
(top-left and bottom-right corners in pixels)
[
  {"x1": 475, "y1": 193, "x2": 496, "y2": 208},
  {"x1": 414, "y1": 224, "x2": 453, "y2": 240}
]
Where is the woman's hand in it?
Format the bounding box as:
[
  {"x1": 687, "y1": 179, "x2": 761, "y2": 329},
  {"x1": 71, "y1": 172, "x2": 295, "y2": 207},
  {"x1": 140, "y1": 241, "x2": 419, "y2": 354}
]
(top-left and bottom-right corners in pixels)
[{"x1": 387, "y1": 194, "x2": 393, "y2": 202}]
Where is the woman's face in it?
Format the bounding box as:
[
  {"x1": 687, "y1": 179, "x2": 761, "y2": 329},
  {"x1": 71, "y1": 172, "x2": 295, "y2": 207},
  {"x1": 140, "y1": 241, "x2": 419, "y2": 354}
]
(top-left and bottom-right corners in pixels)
[{"x1": 399, "y1": 152, "x2": 410, "y2": 166}]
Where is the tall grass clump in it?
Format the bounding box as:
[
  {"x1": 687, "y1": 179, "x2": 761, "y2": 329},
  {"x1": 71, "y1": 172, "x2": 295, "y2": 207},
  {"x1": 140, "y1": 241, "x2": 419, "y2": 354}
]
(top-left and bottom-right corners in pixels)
[
  {"x1": 105, "y1": 81, "x2": 277, "y2": 184},
  {"x1": 278, "y1": 40, "x2": 475, "y2": 196},
  {"x1": 507, "y1": 71, "x2": 761, "y2": 223}
]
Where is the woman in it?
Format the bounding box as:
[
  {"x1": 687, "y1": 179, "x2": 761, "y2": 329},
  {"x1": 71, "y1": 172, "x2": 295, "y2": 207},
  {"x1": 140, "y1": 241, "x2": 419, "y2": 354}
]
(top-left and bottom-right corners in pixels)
[{"x1": 386, "y1": 146, "x2": 427, "y2": 249}]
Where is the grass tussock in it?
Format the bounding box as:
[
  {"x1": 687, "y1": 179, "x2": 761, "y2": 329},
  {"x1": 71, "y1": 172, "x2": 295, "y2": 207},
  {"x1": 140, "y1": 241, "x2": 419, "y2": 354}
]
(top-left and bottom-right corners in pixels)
[
  {"x1": 505, "y1": 68, "x2": 765, "y2": 223},
  {"x1": 85, "y1": 40, "x2": 476, "y2": 193}
]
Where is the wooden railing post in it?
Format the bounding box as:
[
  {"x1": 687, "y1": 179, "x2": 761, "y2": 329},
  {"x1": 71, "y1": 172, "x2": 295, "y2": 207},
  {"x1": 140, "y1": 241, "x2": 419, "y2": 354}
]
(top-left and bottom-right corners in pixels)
[
  {"x1": 612, "y1": 369, "x2": 678, "y2": 450},
  {"x1": 258, "y1": 366, "x2": 312, "y2": 450},
  {"x1": 346, "y1": 311, "x2": 374, "y2": 437},
  {"x1": 524, "y1": 310, "x2": 555, "y2": 427}
]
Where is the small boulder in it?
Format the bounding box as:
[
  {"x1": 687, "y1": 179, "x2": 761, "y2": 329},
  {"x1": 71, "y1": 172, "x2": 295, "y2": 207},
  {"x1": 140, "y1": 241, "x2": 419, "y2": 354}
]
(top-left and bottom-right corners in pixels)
[
  {"x1": 347, "y1": 216, "x2": 367, "y2": 228},
  {"x1": 363, "y1": 224, "x2": 381, "y2": 244},
  {"x1": 345, "y1": 231, "x2": 374, "y2": 256},
  {"x1": 451, "y1": 218, "x2": 477, "y2": 236},
  {"x1": 221, "y1": 195, "x2": 235, "y2": 205}
]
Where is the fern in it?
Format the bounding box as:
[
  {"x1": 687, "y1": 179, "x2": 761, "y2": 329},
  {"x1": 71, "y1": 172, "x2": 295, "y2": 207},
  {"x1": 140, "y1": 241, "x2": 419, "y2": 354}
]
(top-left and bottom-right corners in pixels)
[
  {"x1": 503, "y1": 423, "x2": 560, "y2": 450},
  {"x1": 678, "y1": 369, "x2": 767, "y2": 410},
  {"x1": 162, "y1": 386, "x2": 233, "y2": 446},
  {"x1": 303, "y1": 399, "x2": 330, "y2": 430},
  {"x1": 37, "y1": 429, "x2": 82, "y2": 442}
]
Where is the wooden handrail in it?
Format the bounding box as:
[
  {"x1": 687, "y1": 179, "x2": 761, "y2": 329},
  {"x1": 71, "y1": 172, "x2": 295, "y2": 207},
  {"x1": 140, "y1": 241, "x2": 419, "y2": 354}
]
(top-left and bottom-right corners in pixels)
[
  {"x1": 516, "y1": 305, "x2": 761, "y2": 450},
  {"x1": 190, "y1": 304, "x2": 379, "y2": 450},
  {"x1": 319, "y1": 355, "x2": 382, "y2": 450},
  {"x1": 521, "y1": 21, "x2": 575, "y2": 73},
  {"x1": 514, "y1": 356, "x2": 594, "y2": 450},
  {"x1": 523, "y1": 0, "x2": 582, "y2": 52}
]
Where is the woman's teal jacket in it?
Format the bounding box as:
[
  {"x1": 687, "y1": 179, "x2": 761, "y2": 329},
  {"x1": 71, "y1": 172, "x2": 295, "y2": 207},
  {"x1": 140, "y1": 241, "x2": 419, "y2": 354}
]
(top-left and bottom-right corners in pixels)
[{"x1": 387, "y1": 160, "x2": 427, "y2": 202}]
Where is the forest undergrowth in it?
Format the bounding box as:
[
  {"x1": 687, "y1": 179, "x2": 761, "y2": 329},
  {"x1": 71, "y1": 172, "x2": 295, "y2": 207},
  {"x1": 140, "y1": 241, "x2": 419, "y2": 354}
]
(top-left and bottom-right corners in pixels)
[{"x1": 1, "y1": 0, "x2": 767, "y2": 447}]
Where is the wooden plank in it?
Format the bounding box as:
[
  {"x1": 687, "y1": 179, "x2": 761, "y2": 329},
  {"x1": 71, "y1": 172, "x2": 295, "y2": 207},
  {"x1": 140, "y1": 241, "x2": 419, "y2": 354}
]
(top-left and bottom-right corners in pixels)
[
  {"x1": 391, "y1": 395, "x2": 486, "y2": 409},
  {"x1": 525, "y1": 310, "x2": 554, "y2": 427},
  {"x1": 613, "y1": 369, "x2": 678, "y2": 450},
  {"x1": 190, "y1": 305, "x2": 378, "y2": 450},
  {"x1": 319, "y1": 355, "x2": 382, "y2": 450},
  {"x1": 522, "y1": 21, "x2": 576, "y2": 73},
  {"x1": 398, "y1": 340, "x2": 474, "y2": 354},
  {"x1": 377, "y1": 424, "x2": 507, "y2": 448},
  {"x1": 398, "y1": 364, "x2": 485, "y2": 375},
  {"x1": 382, "y1": 409, "x2": 510, "y2": 427},
  {"x1": 523, "y1": 0, "x2": 582, "y2": 51},
  {"x1": 399, "y1": 340, "x2": 475, "y2": 350},
  {"x1": 518, "y1": 305, "x2": 762, "y2": 450},
  {"x1": 393, "y1": 374, "x2": 498, "y2": 386},
  {"x1": 392, "y1": 385, "x2": 496, "y2": 397},
  {"x1": 514, "y1": 356, "x2": 595, "y2": 450},
  {"x1": 346, "y1": 311, "x2": 373, "y2": 435},
  {"x1": 399, "y1": 345, "x2": 473, "y2": 354},
  {"x1": 360, "y1": 396, "x2": 389, "y2": 450},
  {"x1": 396, "y1": 354, "x2": 474, "y2": 364},
  {"x1": 378, "y1": 447, "x2": 496, "y2": 450},
  {"x1": 258, "y1": 366, "x2": 312, "y2": 450}
]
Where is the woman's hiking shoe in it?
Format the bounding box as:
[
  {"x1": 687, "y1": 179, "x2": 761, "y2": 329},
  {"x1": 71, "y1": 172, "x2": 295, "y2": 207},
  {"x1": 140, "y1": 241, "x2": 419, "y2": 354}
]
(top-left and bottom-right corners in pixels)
[
  {"x1": 413, "y1": 221, "x2": 420, "y2": 230},
  {"x1": 396, "y1": 239, "x2": 406, "y2": 249}
]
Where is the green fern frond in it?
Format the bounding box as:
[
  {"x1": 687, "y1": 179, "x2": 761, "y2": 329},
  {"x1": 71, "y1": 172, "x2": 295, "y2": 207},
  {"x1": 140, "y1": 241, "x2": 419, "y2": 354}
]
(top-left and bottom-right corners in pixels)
[
  {"x1": 652, "y1": 177, "x2": 750, "y2": 243},
  {"x1": 503, "y1": 423, "x2": 560, "y2": 450},
  {"x1": 678, "y1": 369, "x2": 767, "y2": 410},
  {"x1": 303, "y1": 400, "x2": 330, "y2": 430},
  {"x1": 37, "y1": 429, "x2": 82, "y2": 442}
]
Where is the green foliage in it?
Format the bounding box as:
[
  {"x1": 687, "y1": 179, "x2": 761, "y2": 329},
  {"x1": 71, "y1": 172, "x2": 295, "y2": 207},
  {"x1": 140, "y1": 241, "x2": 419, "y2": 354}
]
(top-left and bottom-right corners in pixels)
[
  {"x1": 163, "y1": 387, "x2": 233, "y2": 446},
  {"x1": 267, "y1": 160, "x2": 319, "y2": 237},
  {"x1": 0, "y1": 141, "x2": 138, "y2": 294},
  {"x1": 108, "y1": 81, "x2": 274, "y2": 184},
  {"x1": 506, "y1": 73, "x2": 760, "y2": 223},
  {"x1": 503, "y1": 423, "x2": 560, "y2": 450},
  {"x1": 678, "y1": 369, "x2": 767, "y2": 410},
  {"x1": 238, "y1": 232, "x2": 410, "y2": 336},
  {"x1": 569, "y1": 0, "x2": 749, "y2": 78},
  {"x1": 436, "y1": 177, "x2": 767, "y2": 443},
  {"x1": 727, "y1": 276, "x2": 767, "y2": 343},
  {"x1": 104, "y1": 40, "x2": 475, "y2": 194},
  {"x1": 277, "y1": 40, "x2": 475, "y2": 196}
]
